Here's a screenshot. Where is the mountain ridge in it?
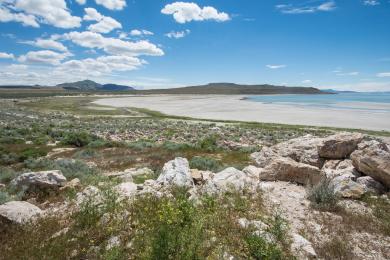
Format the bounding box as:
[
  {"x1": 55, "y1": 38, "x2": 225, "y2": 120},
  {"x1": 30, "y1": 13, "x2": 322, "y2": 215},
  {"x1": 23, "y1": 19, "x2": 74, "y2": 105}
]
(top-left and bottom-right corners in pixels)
[{"x1": 0, "y1": 80, "x2": 331, "y2": 95}]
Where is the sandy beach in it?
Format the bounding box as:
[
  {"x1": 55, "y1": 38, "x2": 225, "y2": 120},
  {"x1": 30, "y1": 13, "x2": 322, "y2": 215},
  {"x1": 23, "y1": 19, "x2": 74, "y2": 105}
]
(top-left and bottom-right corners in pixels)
[{"x1": 93, "y1": 95, "x2": 390, "y2": 131}]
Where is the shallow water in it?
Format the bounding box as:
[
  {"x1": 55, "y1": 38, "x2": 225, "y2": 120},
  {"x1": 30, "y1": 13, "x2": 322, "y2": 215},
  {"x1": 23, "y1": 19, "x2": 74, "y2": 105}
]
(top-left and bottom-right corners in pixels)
[{"x1": 247, "y1": 93, "x2": 390, "y2": 113}]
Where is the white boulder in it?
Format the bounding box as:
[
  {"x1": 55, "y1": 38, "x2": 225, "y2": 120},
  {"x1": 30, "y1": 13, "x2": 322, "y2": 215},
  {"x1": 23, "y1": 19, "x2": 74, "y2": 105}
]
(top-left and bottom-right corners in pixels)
[
  {"x1": 113, "y1": 182, "x2": 138, "y2": 198},
  {"x1": 203, "y1": 167, "x2": 255, "y2": 195},
  {"x1": 0, "y1": 201, "x2": 42, "y2": 225},
  {"x1": 11, "y1": 170, "x2": 67, "y2": 192},
  {"x1": 351, "y1": 140, "x2": 390, "y2": 188},
  {"x1": 157, "y1": 157, "x2": 194, "y2": 188}
]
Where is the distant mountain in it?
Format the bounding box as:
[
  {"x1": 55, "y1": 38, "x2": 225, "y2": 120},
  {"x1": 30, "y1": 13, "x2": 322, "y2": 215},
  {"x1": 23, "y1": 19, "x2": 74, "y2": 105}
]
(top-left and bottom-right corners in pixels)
[
  {"x1": 101, "y1": 83, "x2": 134, "y2": 91},
  {"x1": 56, "y1": 80, "x2": 134, "y2": 91},
  {"x1": 138, "y1": 83, "x2": 329, "y2": 95}
]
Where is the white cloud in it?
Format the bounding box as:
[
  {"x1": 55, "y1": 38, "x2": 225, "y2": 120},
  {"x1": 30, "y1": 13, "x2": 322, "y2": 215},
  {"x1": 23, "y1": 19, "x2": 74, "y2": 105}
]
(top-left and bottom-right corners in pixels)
[
  {"x1": 83, "y1": 8, "x2": 122, "y2": 33},
  {"x1": 0, "y1": 6, "x2": 39, "y2": 27},
  {"x1": 88, "y1": 17, "x2": 121, "y2": 34},
  {"x1": 57, "y1": 55, "x2": 145, "y2": 76},
  {"x1": 336, "y1": 71, "x2": 359, "y2": 76},
  {"x1": 0, "y1": 52, "x2": 15, "y2": 59},
  {"x1": 130, "y1": 29, "x2": 154, "y2": 36},
  {"x1": 18, "y1": 50, "x2": 71, "y2": 65},
  {"x1": 63, "y1": 31, "x2": 164, "y2": 57},
  {"x1": 161, "y1": 2, "x2": 230, "y2": 23},
  {"x1": 276, "y1": 1, "x2": 336, "y2": 14},
  {"x1": 95, "y1": 0, "x2": 126, "y2": 10},
  {"x1": 12, "y1": 0, "x2": 81, "y2": 28},
  {"x1": 83, "y1": 8, "x2": 122, "y2": 34},
  {"x1": 377, "y1": 72, "x2": 390, "y2": 77},
  {"x1": 165, "y1": 29, "x2": 190, "y2": 39},
  {"x1": 266, "y1": 64, "x2": 286, "y2": 69},
  {"x1": 302, "y1": 79, "x2": 312, "y2": 83},
  {"x1": 363, "y1": 0, "x2": 380, "y2": 6},
  {"x1": 23, "y1": 39, "x2": 68, "y2": 52},
  {"x1": 83, "y1": 7, "x2": 103, "y2": 21},
  {"x1": 75, "y1": 0, "x2": 87, "y2": 5}
]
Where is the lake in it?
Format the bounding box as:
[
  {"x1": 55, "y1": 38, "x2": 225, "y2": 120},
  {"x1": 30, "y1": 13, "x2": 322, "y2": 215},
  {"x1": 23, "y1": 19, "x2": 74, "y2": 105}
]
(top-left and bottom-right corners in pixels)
[{"x1": 246, "y1": 92, "x2": 390, "y2": 113}]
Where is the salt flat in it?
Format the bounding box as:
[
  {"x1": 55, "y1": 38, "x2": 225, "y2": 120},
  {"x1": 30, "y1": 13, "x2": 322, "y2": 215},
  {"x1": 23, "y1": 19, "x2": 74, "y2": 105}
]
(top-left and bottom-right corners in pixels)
[{"x1": 93, "y1": 95, "x2": 390, "y2": 131}]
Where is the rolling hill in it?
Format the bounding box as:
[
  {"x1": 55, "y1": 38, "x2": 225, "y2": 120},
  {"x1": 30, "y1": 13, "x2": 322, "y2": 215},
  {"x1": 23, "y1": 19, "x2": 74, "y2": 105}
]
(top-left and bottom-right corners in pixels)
[{"x1": 139, "y1": 83, "x2": 328, "y2": 95}]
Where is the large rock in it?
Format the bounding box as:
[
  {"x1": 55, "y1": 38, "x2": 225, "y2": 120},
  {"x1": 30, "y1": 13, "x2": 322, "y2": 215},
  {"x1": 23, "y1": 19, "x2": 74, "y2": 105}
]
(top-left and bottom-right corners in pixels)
[
  {"x1": 243, "y1": 165, "x2": 264, "y2": 179},
  {"x1": 76, "y1": 186, "x2": 102, "y2": 206},
  {"x1": 331, "y1": 174, "x2": 365, "y2": 199},
  {"x1": 250, "y1": 146, "x2": 279, "y2": 168},
  {"x1": 351, "y1": 140, "x2": 390, "y2": 188},
  {"x1": 319, "y1": 132, "x2": 364, "y2": 159},
  {"x1": 356, "y1": 176, "x2": 385, "y2": 194},
  {"x1": 251, "y1": 135, "x2": 325, "y2": 168},
  {"x1": 113, "y1": 182, "x2": 138, "y2": 198},
  {"x1": 259, "y1": 157, "x2": 321, "y2": 185},
  {"x1": 321, "y1": 159, "x2": 361, "y2": 179},
  {"x1": 157, "y1": 157, "x2": 194, "y2": 188},
  {"x1": 290, "y1": 233, "x2": 317, "y2": 259},
  {"x1": 0, "y1": 201, "x2": 42, "y2": 226},
  {"x1": 105, "y1": 167, "x2": 154, "y2": 183},
  {"x1": 274, "y1": 135, "x2": 325, "y2": 167},
  {"x1": 203, "y1": 167, "x2": 255, "y2": 195},
  {"x1": 11, "y1": 170, "x2": 67, "y2": 192}
]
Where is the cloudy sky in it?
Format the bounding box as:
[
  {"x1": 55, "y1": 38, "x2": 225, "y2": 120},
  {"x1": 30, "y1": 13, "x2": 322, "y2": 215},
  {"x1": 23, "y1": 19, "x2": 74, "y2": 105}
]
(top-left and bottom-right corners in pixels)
[{"x1": 0, "y1": 0, "x2": 389, "y2": 91}]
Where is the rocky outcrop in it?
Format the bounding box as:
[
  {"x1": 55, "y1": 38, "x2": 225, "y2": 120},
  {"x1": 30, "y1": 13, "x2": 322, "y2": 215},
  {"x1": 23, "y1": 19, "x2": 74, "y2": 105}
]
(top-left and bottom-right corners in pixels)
[
  {"x1": 321, "y1": 159, "x2": 361, "y2": 179},
  {"x1": 0, "y1": 201, "x2": 42, "y2": 226},
  {"x1": 260, "y1": 157, "x2": 321, "y2": 185},
  {"x1": 11, "y1": 170, "x2": 67, "y2": 192},
  {"x1": 252, "y1": 135, "x2": 325, "y2": 168},
  {"x1": 276, "y1": 135, "x2": 325, "y2": 167},
  {"x1": 351, "y1": 140, "x2": 390, "y2": 188},
  {"x1": 113, "y1": 182, "x2": 138, "y2": 198},
  {"x1": 203, "y1": 167, "x2": 255, "y2": 195},
  {"x1": 319, "y1": 132, "x2": 364, "y2": 159},
  {"x1": 157, "y1": 157, "x2": 194, "y2": 188}
]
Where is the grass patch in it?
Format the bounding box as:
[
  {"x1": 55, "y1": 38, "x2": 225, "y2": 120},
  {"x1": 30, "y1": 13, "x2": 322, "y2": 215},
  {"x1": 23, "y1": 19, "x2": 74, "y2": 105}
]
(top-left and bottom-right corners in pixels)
[
  {"x1": 189, "y1": 156, "x2": 222, "y2": 172},
  {"x1": 0, "y1": 188, "x2": 292, "y2": 259}
]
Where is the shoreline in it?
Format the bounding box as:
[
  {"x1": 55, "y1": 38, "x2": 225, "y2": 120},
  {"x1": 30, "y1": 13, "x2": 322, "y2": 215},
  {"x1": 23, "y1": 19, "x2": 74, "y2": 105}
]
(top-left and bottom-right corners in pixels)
[{"x1": 93, "y1": 95, "x2": 390, "y2": 131}]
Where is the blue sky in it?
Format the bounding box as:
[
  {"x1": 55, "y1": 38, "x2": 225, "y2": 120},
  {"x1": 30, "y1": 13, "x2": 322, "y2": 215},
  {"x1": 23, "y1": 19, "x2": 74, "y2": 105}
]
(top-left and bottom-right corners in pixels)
[{"x1": 0, "y1": 0, "x2": 389, "y2": 91}]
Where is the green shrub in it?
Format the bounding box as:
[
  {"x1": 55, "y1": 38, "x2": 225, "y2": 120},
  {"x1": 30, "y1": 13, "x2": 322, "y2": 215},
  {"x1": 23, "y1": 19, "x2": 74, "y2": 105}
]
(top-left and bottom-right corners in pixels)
[
  {"x1": 0, "y1": 190, "x2": 12, "y2": 204},
  {"x1": 0, "y1": 137, "x2": 24, "y2": 145},
  {"x1": 307, "y1": 179, "x2": 339, "y2": 211},
  {"x1": 245, "y1": 234, "x2": 283, "y2": 259},
  {"x1": 196, "y1": 135, "x2": 219, "y2": 151},
  {"x1": 61, "y1": 132, "x2": 96, "y2": 147},
  {"x1": 189, "y1": 156, "x2": 222, "y2": 172},
  {"x1": 127, "y1": 140, "x2": 155, "y2": 150},
  {"x1": 0, "y1": 167, "x2": 17, "y2": 184},
  {"x1": 88, "y1": 140, "x2": 124, "y2": 148},
  {"x1": 0, "y1": 150, "x2": 19, "y2": 166},
  {"x1": 131, "y1": 189, "x2": 208, "y2": 259},
  {"x1": 161, "y1": 141, "x2": 192, "y2": 151},
  {"x1": 73, "y1": 148, "x2": 99, "y2": 159},
  {"x1": 19, "y1": 147, "x2": 47, "y2": 161}
]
